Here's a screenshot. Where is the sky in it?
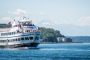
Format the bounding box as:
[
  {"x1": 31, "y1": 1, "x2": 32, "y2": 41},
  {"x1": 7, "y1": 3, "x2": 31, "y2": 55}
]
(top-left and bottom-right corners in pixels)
[{"x1": 0, "y1": 0, "x2": 90, "y2": 36}]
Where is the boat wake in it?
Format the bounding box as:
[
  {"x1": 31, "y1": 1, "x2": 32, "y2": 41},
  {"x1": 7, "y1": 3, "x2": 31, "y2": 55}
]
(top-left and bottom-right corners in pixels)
[{"x1": 0, "y1": 47, "x2": 40, "y2": 50}]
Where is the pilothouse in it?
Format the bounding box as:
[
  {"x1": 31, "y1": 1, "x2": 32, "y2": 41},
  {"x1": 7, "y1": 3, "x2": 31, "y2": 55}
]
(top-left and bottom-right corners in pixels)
[{"x1": 0, "y1": 17, "x2": 41, "y2": 48}]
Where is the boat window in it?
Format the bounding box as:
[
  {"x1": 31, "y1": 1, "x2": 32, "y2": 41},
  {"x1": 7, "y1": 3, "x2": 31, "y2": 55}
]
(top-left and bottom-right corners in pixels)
[
  {"x1": 29, "y1": 37, "x2": 33, "y2": 40},
  {"x1": 8, "y1": 32, "x2": 11, "y2": 35},
  {"x1": 5, "y1": 33, "x2": 7, "y2": 35},
  {"x1": 21, "y1": 38, "x2": 24, "y2": 41},
  {"x1": 0, "y1": 40, "x2": 4, "y2": 43},
  {"x1": 36, "y1": 34, "x2": 40, "y2": 35},
  {"x1": 30, "y1": 34, "x2": 34, "y2": 35},
  {"x1": 9, "y1": 40, "x2": 13, "y2": 42},
  {"x1": 14, "y1": 32, "x2": 16, "y2": 34},
  {"x1": 35, "y1": 37, "x2": 39, "y2": 40},
  {"x1": 13, "y1": 39, "x2": 16, "y2": 41},
  {"x1": 17, "y1": 30, "x2": 20, "y2": 33},
  {"x1": 12, "y1": 32, "x2": 14, "y2": 35},
  {"x1": 16, "y1": 39, "x2": 17, "y2": 41},
  {"x1": 27, "y1": 30, "x2": 30, "y2": 32},
  {"x1": 10, "y1": 33, "x2": 11, "y2": 35},
  {"x1": 28, "y1": 30, "x2": 30, "y2": 32},
  {"x1": 9, "y1": 32, "x2": 12, "y2": 35},
  {"x1": 1, "y1": 32, "x2": 17, "y2": 36},
  {"x1": 18, "y1": 38, "x2": 20, "y2": 41},
  {"x1": 8, "y1": 40, "x2": 11, "y2": 42},
  {"x1": 8, "y1": 40, "x2": 10, "y2": 42},
  {"x1": 8, "y1": 40, "x2": 12, "y2": 42},
  {"x1": 25, "y1": 37, "x2": 29, "y2": 40},
  {"x1": 11, "y1": 40, "x2": 13, "y2": 42},
  {"x1": 3, "y1": 33, "x2": 5, "y2": 35},
  {"x1": 13, "y1": 39, "x2": 17, "y2": 41},
  {"x1": 3, "y1": 40, "x2": 7, "y2": 43},
  {"x1": 1, "y1": 32, "x2": 15, "y2": 36},
  {"x1": 4, "y1": 40, "x2": 7, "y2": 42},
  {"x1": 1, "y1": 33, "x2": 6, "y2": 36}
]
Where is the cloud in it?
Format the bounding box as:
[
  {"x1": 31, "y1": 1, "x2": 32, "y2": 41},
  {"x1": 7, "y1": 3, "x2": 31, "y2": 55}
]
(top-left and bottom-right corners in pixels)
[
  {"x1": 0, "y1": 17, "x2": 21, "y2": 24},
  {"x1": 2, "y1": 17, "x2": 11, "y2": 20},
  {"x1": 78, "y1": 16, "x2": 90, "y2": 26},
  {"x1": 8, "y1": 9, "x2": 28, "y2": 15},
  {"x1": 0, "y1": 17, "x2": 12, "y2": 23},
  {"x1": 39, "y1": 12, "x2": 45, "y2": 15}
]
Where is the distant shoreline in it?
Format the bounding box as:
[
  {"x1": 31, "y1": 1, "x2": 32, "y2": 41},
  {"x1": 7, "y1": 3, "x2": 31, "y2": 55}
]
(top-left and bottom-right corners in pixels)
[{"x1": 40, "y1": 42, "x2": 82, "y2": 44}]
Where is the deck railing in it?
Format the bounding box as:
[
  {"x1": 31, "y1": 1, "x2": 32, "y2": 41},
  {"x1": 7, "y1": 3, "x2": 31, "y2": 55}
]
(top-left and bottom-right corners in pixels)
[{"x1": 18, "y1": 29, "x2": 41, "y2": 33}]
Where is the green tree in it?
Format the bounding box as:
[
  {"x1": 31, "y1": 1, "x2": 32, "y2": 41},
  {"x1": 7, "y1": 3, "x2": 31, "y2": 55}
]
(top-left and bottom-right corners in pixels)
[{"x1": 38, "y1": 27, "x2": 64, "y2": 42}]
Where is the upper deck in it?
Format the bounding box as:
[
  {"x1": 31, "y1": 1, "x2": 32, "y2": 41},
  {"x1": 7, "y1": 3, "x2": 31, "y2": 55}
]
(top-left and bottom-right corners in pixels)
[
  {"x1": 19, "y1": 19, "x2": 38, "y2": 30},
  {"x1": 0, "y1": 17, "x2": 40, "y2": 37},
  {"x1": 19, "y1": 19, "x2": 32, "y2": 26}
]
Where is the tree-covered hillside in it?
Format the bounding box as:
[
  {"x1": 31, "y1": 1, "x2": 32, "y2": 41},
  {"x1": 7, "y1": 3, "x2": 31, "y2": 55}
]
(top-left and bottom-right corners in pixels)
[
  {"x1": 38, "y1": 27, "x2": 64, "y2": 42},
  {"x1": 0, "y1": 24, "x2": 11, "y2": 28}
]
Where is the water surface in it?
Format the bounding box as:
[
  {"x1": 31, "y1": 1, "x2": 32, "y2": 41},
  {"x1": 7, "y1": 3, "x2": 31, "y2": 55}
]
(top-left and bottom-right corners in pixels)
[{"x1": 0, "y1": 43, "x2": 90, "y2": 60}]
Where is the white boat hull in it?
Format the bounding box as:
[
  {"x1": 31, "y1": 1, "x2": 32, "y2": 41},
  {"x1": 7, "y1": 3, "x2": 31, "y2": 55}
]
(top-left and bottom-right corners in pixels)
[{"x1": 0, "y1": 31, "x2": 41, "y2": 48}]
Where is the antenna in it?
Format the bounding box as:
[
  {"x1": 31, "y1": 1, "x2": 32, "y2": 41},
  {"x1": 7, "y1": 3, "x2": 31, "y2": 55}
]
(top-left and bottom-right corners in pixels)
[
  {"x1": 23, "y1": 16, "x2": 24, "y2": 19},
  {"x1": 14, "y1": 19, "x2": 15, "y2": 21}
]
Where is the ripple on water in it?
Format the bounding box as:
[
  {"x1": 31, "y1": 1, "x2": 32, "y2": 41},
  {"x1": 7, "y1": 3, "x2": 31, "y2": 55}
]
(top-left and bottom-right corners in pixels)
[{"x1": 0, "y1": 44, "x2": 90, "y2": 60}]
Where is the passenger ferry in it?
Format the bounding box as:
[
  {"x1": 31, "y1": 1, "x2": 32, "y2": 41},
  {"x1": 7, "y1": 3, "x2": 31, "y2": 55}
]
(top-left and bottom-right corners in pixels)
[{"x1": 0, "y1": 18, "x2": 41, "y2": 48}]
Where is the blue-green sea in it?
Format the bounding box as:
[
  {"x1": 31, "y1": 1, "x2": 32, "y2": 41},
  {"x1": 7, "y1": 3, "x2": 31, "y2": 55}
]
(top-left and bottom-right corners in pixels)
[{"x1": 0, "y1": 43, "x2": 90, "y2": 60}]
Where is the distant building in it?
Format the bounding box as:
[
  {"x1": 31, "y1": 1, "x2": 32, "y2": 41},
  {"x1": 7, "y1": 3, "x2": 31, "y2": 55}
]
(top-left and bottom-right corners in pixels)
[
  {"x1": 66, "y1": 38, "x2": 72, "y2": 42},
  {"x1": 57, "y1": 37, "x2": 72, "y2": 43}
]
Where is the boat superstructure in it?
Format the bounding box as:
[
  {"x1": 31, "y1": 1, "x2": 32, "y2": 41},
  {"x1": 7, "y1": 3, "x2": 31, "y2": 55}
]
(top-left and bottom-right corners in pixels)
[{"x1": 0, "y1": 18, "x2": 41, "y2": 48}]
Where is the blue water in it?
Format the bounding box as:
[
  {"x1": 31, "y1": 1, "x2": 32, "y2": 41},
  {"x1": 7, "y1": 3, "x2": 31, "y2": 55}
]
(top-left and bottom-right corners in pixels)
[{"x1": 0, "y1": 43, "x2": 90, "y2": 60}]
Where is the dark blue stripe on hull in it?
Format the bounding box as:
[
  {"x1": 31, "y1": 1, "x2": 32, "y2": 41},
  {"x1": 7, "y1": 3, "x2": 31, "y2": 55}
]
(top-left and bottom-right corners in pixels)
[{"x1": 0, "y1": 43, "x2": 39, "y2": 48}]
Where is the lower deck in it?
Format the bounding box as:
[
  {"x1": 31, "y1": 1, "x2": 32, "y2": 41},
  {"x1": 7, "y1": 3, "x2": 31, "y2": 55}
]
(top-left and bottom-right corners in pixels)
[{"x1": 0, "y1": 31, "x2": 41, "y2": 47}]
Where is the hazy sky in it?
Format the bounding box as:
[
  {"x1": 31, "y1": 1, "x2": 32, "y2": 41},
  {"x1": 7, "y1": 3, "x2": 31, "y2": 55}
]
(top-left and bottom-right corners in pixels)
[{"x1": 0, "y1": 0, "x2": 90, "y2": 36}]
